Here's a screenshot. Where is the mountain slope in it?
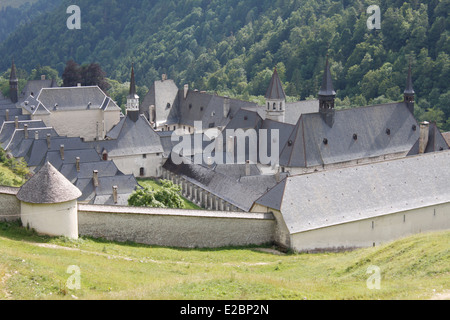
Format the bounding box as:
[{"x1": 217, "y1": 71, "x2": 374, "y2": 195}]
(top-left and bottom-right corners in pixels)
[{"x1": 0, "y1": 0, "x2": 448, "y2": 130}]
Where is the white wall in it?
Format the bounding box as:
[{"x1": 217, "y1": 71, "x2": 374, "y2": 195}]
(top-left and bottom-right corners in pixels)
[
  {"x1": 21, "y1": 200, "x2": 79, "y2": 239},
  {"x1": 290, "y1": 202, "x2": 450, "y2": 252},
  {"x1": 110, "y1": 153, "x2": 163, "y2": 178}
]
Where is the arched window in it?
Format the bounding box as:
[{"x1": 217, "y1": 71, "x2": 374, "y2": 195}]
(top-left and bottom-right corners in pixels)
[{"x1": 273, "y1": 103, "x2": 276, "y2": 110}]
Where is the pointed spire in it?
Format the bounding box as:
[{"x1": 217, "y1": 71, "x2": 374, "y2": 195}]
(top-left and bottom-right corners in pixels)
[
  {"x1": 129, "y1": 63, "x2": 136, "y2": 96},
  {"x1": 318, "y1": 55, "x2": 336, "y2": 97},
  {"x1": 404, "y1": 61, "x2": 415, "y2": 95},
  {"x1": 265, "y1": 67, "x2": 286, "y2": 100},
  {"x1": 10, "y1": 58, "x2": 18, "y2": 81}
]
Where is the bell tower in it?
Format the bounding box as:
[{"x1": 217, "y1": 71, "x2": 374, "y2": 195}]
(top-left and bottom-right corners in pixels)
[
  {"x1": 126, "y1": 63, "x2": 139, "y2": 112},
  {"x1": 9, "y1": 58, "x2": 19, "y2": 104},
  {"x1": 404, "y1": 62, "x2": 415, "y2": 115},
  {"x1": 265, "y1": 68, "x2": 286, "y2": 122},
  {"x1": 318, "y1": 56, "x2": 336, "y2": 127}
]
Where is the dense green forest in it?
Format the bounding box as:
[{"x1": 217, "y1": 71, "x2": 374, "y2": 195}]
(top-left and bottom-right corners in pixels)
[{"x1": 0, "y1": 0, "x2": 449, "y2": 130}]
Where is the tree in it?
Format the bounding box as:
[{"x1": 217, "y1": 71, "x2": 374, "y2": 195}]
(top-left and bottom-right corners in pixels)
[
  {"x1": 62, "y1": 60, "x2": 110, "y2": 92},
  {"x1": 62, "y1": 60, "x2": 82, "y2": 87},
  {"x1": 128, "y1": 180, "x2": 184, "y2": 209}
]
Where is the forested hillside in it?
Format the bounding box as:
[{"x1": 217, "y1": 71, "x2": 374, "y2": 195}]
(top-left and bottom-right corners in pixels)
[{"x1": 0, "y1": 0, "x2": 449, "y2": 130}]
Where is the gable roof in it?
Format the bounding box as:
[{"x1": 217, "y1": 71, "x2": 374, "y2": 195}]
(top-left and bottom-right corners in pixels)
[
  {"x1": 279, "y1": 102, "x2": 420, "y2": 168},
  {"x1": 17, "y1": 162, "x2": 82, "y2": 204},
  {"x1": 101, "y1": 112, "x2": 163, "y2": 156},
  {"x1": 36, "y1": 86, "x2": 120, "y2": 112},
  {"x1": 274, "y1": 150, "x2": 450, "y2": 234}
]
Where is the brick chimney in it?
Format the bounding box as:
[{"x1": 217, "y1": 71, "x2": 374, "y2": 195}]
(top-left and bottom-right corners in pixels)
[
  {"x1": 60, "y1": 145, "x2": 65, "y2": 160},
  {"x1": 93, "y1": 170, "x2": 99, "y2": 187},
  {"x1": 419, "y1": 121, "x2": 430, "y2": 154},
  {"x1": 113, "y1": 186, "x2": 118, "y2": 204}
]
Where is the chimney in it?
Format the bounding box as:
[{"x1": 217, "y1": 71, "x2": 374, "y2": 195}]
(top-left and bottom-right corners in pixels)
[
  {"x1": 46, "y1": 134, "x2": 51, "y2": 149},
  {"x1": 113, "y1": 186, "x2": 118, "y2": 204},
  {"x1": 24, "y1": 124, "x2": 28, "y2": 139},
  {"x1": 224, "y1": 97, "x2": 230, "y2": 118},
  {"x1": 34, "y1": 131, "x2": 39, "y2": 140},
  {"x1": 5, "y1": 109, "x2": 9, "y2": 121},
  {"x1": 419, "y1": 121, "x2": 430, "y2": 154},
  {"x1": 15, "y1": 116, "x2": 19, "y2": 129},
  {"x1": 162, "y1": 74, "x2": 167, "y2": 81},
  {"x1": 93, "y1": 170, "x2": 99, "y2": 187},
  {"x1": 60, "y1": 145, "x2": 65, "y2": 160},
  {"x1": 41, "y1": 75, "x2": 46, "y2": 81},
  {"x1": 245, "y1": 160, "x2": 251, "y2": 176},
  {"x1": 76, "y1": 157, "x2": 80, "y2": 172},
  {"x1": 275, "y1": 166, "x2": 281, "y2": 183},
  {"x1": 184, "y1": 84, "x2": 189, "y2": 99},
  {"x1": 77, "y1": 83, "x2": 81, "y2": 87}
]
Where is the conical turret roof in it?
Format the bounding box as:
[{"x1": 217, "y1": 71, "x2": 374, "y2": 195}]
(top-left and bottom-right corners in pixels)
[
  {"x1": 17, "y1": 162, "x2": 82, "y2": 204},
  {"x1": 404, "y1": 63, "x2": 415, "y2": 95},
  {"x1": 10, "y1": 58, "x2": 17, "y2": 81},
  {"x1": 318, "y1": 56, "x2": 336, "y2": 97},
  {"x1": 265, "y1": 68, "x2": 286, "y2": 100}
]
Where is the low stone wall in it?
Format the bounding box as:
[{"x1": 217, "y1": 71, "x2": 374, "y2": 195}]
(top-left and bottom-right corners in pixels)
[
  {"x1": 0, "y1": 186, "x2": 20, "y2": 222},
  {"x1": 78, "y1": 204, "x2": 275, "y2": 248}
]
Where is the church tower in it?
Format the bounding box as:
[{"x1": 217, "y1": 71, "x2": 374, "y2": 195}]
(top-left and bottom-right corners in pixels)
[
  {"x1": 404, "y1": 62, "x2": 415, "y2": 115},
  {"x1": 265, "y1": 68, "x2": 286, "y2": 122},
  {"x1": 9, "y1": 58, "x2": 19, "y2": 104},
  {"x1": 126, "y1": 63, "x2": 139, "y2": 113},
  {"x1": 318, "y1": 56, "x2": 336, "y2": 127}
]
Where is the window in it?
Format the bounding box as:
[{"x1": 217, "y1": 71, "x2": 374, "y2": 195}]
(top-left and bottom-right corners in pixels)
[
  {"x1": 273, "y1": 103, "x2": 276, "y2": 110},
  {"x1": 102, "y1": 152, "x2": 108, "y2": 161},
  {"x1": 143, "y1": 154, "x2": 147, "y2": 159},
  {"x1": 140, "y1": 167, "x2": 145, "y2": 176},
  {"x1": 166, "y1": 103, "x2": 171, "y2": 109}
]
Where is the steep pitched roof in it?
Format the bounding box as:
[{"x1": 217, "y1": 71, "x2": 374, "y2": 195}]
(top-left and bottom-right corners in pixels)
[
  {"x1": 265, "y1": 68, "x2": 286, "y2": 100},
  {"x1": 404, "y1": 63, "x2": 415, "y2": 95},
  {"x1": 10, "y1": 59, "x2": 17, "y2": 81},
  {"x1": 101, "y1": 112, "x2": 163, "y2": 156},
  {"x1": 318, "y1": 57, "x2": 336, "y2": 97},
  {"x1": 17, "y1": 162, "x2": 82, "y2": 204},
  {"x1": 279, "y1": 102, "x2": 420, "y2": 168}
]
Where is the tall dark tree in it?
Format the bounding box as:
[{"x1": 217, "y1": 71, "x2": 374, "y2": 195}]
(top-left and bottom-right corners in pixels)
[{"x1": 62, "y1": 60, "x2": 81, "y2": 87}]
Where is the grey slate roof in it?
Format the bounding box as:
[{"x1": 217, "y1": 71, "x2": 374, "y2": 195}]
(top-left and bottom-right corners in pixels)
[
  {"x1": 279, "y1": 102, "x2": 420, "y2": 168},
  {"x1": 267, "y1": 150, "x2": 450, "y2": 234},
  {"x1": 17, "y1": 162, "x2": 82, "y2": 204},
  {"x1": 36, "y1": 86, "x2": 120, "y2": 112},
  {"x1": 99, "y1": 112, "x2": 164, "y2": 156},
  {"x1": 318, "y1": 57, "x2": 336, "y2": 97}
]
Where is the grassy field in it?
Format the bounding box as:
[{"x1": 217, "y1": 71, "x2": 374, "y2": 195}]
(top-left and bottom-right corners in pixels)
[
  {"x1": 137, "y1": 178, "x2": 203, "y2": 210},
  {"x1": 0, "y1": 220, "x2": 448, "y2": 300}
]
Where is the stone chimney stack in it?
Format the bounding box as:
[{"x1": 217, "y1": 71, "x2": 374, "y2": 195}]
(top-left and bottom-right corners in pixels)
[
  {"x1": 419, "y1": 121, "x2": 430, "y2": 154},
  {"x1": 184, "y1": 84, "x2": 189, "y2": 99},
  {"x1": 5, "y1": 109, "x2": 9, "y2": 121},
  {"x1": 60, "y1": 145, "x2": 65, "y2": 160},
  {"x1": 24, "y1": 124, "x2": 28, "y2": 139},
  {"x1": 93, "y1": 170, "x2": 99, "y2": 187},
  {"x1": 162, "y1": 74, "x2": 167, "y2": 81},
  {"x1": 224, "y1": 97, "x2": 230, "y2": 118},
  {"x1": 275, "y1": 166, "x2": 281, "y2": 183},
  {"x1": 41, "y1": 75, "x2": 46, "y2": 81},
  {"x1": 245, "y1": 160, "x2": 251, "y2": 176},
  {"x1": 76, "y1": 157, "x2": 80, "y2": 172},
  {"x1": 46, "y1": 134, "x2": 51, "y2": 149},
  {"x1": 113, "y1": 186, "x2": 118, "y2": 204},
  {"x1": 34, "y1": 131, "x2": 39, "y2": 140},
  {"x1": 14, "y1": 116, "x2": 19, "y2": 129}
]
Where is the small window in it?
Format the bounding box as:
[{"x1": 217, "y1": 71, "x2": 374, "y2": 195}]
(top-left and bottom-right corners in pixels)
[
  {"x1": 273, "y1": 103, "x2": 276, "y2": 110},
  {"x1": 386, "y1": 128, "x2": 391, "y2": 135},
  {"x1": 143, "y1": 154, "x2": 147, "y2": 159},
  {"x1": 140, "y1": 167, "x2": 145, "y2": 176},
  {"x1": 353, "y1": 134, "x2": 358, "y2": 141},
  {"x1": 102, "y1": 152, "x2": 108, "y2": 161},
  {"x1": 166, "y1": 103, "x2": 171, "y2": 109}
]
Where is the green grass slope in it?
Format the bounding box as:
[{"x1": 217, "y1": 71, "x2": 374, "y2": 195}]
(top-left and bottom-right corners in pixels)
[{"x1": 0, "y1": 220, "x2": 448, "y2": 300}]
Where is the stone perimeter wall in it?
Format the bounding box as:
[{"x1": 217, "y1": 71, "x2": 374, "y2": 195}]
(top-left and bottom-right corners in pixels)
[
  {"x1": 0, "y1": 186, "x2": 20, "y2": 222},
  {"x1": 78, "y1": 204, "x2": 275, "y2": 248}
]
